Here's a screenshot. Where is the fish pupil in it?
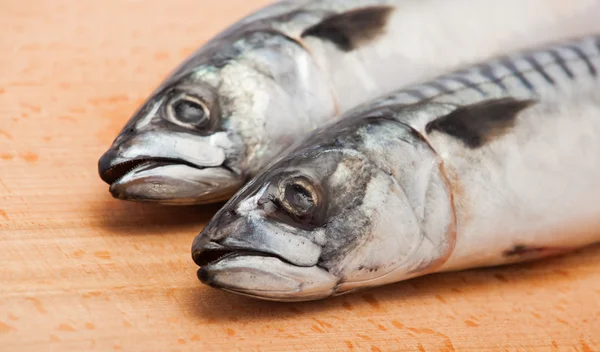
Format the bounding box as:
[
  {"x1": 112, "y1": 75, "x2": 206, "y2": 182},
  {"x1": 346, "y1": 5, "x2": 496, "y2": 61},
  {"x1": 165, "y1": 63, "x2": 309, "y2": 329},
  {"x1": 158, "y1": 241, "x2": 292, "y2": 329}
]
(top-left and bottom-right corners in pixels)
[
  {"x1": 173, "y1": 99, "x2": 207, "y2": 124},
  {"x1": 285, "y1": 183, "x2": 314, "y2": 214}
]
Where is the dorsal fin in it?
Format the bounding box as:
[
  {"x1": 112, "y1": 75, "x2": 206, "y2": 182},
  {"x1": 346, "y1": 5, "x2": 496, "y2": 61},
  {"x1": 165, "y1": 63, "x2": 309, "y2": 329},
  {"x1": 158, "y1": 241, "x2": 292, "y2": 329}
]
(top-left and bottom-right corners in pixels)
[
  {"x1": 425, "y1": 98, "x2": 536, "y2": 148},
  {"x1": 301, "y1": 6, "x2": 394, "y2": 52}
]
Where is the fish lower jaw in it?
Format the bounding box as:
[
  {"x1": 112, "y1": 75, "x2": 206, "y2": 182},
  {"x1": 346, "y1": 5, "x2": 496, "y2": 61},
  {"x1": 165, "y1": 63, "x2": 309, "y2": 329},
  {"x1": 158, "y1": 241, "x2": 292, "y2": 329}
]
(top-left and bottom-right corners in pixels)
[
  {"x1": 106, "y1": 162, "x2": 243, "y2": 205},
  {"x1": 100, "y1": 157, "x2": 198, "y2": 185},
  {"x1": 194, "y1": 252, "x2": 338, "y2": 302}
]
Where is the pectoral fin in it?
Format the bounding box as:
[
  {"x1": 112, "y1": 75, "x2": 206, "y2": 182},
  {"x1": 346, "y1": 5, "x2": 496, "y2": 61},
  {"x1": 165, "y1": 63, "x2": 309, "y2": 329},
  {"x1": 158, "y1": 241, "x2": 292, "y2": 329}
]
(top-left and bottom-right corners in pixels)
[
  {"x1": 425, "y1": 98, "x2": 536, "y2": 148},
  {"x1": 301, "y1": 6, "x2": 394, "y2": 52}
]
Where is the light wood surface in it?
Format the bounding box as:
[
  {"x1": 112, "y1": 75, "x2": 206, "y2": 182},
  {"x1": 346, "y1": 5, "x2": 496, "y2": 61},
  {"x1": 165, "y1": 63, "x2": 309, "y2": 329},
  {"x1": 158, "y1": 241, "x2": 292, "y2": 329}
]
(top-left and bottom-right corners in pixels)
[{"x1": 1, "y1": 1, "x2": 599, "y2": 351}]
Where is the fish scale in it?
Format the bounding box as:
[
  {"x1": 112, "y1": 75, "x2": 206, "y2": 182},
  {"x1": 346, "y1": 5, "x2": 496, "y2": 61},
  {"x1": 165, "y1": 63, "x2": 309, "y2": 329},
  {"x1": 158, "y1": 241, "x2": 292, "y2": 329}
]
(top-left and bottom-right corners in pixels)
[{"x1": 191, "y1": 35, "x2": 600, "y2": 301}]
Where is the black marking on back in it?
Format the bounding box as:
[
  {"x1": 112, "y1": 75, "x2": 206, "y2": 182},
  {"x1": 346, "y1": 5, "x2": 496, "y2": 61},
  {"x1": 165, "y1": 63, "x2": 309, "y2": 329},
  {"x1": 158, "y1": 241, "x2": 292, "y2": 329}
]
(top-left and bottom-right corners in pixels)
[
  {"x1": 547, "y1": 49, "x2": 575, "y2": 79},
  {"x1": 444, "y1": 75, "x2": 487, "y2": 97},
  {"x1": 425, "y1": 97, "x2": 536, "y2": 148},
  {"x1": 500, "y1": 58, "x2": 535, "y2": 92},
  {"x1": 478, "y1": 63, "x2": 508, "y2": 92},
  {"x1": 568, "y1": 44, "x2": 597, "y2": 77},
  {"x1": 301, "y1": 6, "x2": 394, "y2": 51},
  {"x1": 524, "y1": 55, "x2": 555, "y2": 85}
]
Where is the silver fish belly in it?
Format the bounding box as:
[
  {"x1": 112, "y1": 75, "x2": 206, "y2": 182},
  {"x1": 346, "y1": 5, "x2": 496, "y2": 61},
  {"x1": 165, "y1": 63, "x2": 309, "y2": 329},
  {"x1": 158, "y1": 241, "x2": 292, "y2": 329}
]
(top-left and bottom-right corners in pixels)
[
  {"x1": 191, "y1": 35, "x2": 600, "y2": 301},
  {"x1": 98, "y1": 0, "x2": 600, "y2": 205}
]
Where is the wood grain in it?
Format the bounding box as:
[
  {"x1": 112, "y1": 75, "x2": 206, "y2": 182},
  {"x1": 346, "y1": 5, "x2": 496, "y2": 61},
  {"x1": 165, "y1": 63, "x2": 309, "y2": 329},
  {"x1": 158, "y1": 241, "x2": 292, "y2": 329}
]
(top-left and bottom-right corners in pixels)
[{"x1": 1, "y1": 1, "x2": 599, "y2": 351}]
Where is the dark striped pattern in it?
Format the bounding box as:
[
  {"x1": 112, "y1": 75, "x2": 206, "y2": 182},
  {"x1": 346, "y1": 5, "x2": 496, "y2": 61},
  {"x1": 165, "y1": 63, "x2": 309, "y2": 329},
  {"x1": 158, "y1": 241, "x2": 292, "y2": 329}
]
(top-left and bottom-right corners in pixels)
[
  {"x1": 424, "y1": 81, "x2": 453, "y2": 94},
  {"x1": 499, "y1": 58, "x2": 535, "y2": 92},
  {"x1": 478, "y1": 63, "x2": 508, "y2": 92},
  {"x1": 402, "y1": 89, "x2": 429, "y2": 100},
  {"x1": 547, "y1": 49, "x2": 575, "y2": 79},
  {"x1": 569, "y1": 45, "x2": 597, "y2": 77},
  {"x1": 391, "y1": 36, "x2": 600, "y2": 106},
  {"x1": 445, "y1": 76, "x2": 487, "y2": 97},
  {"x1": 523, "y1": 55, "x2": 555, "y2": 85}
]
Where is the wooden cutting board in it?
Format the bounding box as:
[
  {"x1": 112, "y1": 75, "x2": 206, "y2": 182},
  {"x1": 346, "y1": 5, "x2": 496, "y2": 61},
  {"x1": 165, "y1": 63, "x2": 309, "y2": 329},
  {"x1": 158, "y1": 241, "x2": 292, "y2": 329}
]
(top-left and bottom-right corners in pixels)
[{"x1": 1, "y1": 1, "x2": 599, "y2": 351}]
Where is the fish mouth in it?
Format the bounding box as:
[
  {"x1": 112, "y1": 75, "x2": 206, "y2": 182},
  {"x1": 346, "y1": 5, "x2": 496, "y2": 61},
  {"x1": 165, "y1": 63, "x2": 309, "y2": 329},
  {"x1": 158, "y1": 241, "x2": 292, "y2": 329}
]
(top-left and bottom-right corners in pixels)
[
  {"x1": 97, "y1": 129, "x2": 244, "y2": 205},
  {"x1": 99, "y1": 157, "x2": 195, "y2": 185},
  {"x1": 98, "y1": 156, "x2": 243, "y2": 205},
  {"x1": 192, "y1": 242, "x2": 338, "y2": 301},
  {"x1": 192, "y1": 241, "x2": 295, "y2": 267}
]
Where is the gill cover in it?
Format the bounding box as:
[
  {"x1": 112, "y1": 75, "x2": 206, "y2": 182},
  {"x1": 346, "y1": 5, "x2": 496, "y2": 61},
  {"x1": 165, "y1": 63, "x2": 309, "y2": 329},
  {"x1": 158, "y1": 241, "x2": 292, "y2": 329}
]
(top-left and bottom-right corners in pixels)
[{"x1": 314, "y1": 116, "x2": 457, "y2": 294}]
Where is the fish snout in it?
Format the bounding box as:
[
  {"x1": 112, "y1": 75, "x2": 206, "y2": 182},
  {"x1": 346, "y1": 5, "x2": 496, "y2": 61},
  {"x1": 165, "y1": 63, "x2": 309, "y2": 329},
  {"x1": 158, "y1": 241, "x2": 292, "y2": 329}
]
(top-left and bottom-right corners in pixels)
[
  {"x1": 191, "y1": 214, "x2": 244, "y2": 268},
  {"x1": 191, "y1": 238, "x2": 235, "y2": 267},
  {"x1": 97, "y1": 131, "x2": 244, "y2": 204},
  {"x1": 97, "y1": 147, "x2": 154, "y2": 186},
  {"x1": 98, "y1": 149, "x2": 119, "y2": 184},
  {"x1": 191, "y1": 213, "x2": 340, "y2": 301}
]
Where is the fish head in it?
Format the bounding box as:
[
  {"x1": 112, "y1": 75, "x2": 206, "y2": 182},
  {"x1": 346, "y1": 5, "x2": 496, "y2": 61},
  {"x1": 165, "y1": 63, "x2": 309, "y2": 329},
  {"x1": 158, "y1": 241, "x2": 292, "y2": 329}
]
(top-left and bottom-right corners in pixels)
[
  {"x1": 98, "y1": 31, "x2": 336, "y2": 205},
  {"x1": 192, "y1": 114, "x2": 455, "y2": 301},
  {"x1": 97, "y1": 66, "x2": 246, "y2": 204}
]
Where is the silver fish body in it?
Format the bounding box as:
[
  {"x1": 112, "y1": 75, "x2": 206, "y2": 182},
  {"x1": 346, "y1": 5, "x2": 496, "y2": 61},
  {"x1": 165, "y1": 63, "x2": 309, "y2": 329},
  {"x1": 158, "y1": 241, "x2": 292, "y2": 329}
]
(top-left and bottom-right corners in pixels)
[
  {"x1": 98, "y1": 0, "x2": 600, "y2": 205},
  {"x1": 192, "y1": 35, "x2": 600, "y2": 301}
]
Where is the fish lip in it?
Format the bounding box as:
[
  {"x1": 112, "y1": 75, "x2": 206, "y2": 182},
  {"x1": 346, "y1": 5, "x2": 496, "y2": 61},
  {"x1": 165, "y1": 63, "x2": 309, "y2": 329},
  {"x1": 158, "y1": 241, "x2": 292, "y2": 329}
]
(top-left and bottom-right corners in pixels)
[
  {"x1": 99, "y1": 156, "x2": 239, "y2": 186},
  {"x1": 99, "y1": 157, "x2": 203, "y2": 185},
  {"x1": 194, "y1": 251, "x2": 338, "y2": 301},
  {"x1": 105, "y1": 161, "x2": 242, "y2": 205},
  {"x1": 192, "y1": 241, "x2": 296, "y2": 268}
]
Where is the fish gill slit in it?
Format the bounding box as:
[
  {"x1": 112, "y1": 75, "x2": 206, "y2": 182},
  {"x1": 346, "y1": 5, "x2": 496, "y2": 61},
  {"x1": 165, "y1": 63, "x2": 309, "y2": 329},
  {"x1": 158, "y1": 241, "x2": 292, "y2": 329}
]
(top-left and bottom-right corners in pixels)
[
  {"x1": 290, "y1": 30, "x2": 342, "y2": 116},
  {"x1": 394, "y1": 123, "x2": 458, "y2": 273},
  {"x1": 431, "y1": 160, "x2": 458, "y2": 271}
]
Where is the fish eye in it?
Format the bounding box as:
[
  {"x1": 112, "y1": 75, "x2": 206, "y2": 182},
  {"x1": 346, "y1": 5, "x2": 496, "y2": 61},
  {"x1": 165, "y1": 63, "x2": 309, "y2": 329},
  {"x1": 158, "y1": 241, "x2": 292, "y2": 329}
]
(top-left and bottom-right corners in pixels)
[
  {"x1": 166, "y1": 93, "x2": 210, "y2": 129},
  {"x1": 278, "y1": 177, "x2": 319, "y2": 218}
]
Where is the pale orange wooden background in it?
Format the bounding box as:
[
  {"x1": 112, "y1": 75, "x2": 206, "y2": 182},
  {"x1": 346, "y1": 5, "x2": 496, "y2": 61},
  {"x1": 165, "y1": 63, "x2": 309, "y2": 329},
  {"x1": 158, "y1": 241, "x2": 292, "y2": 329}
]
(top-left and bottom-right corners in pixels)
[{"x1": 1, "y1": 1, "x2": 599, "y2": 351}]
